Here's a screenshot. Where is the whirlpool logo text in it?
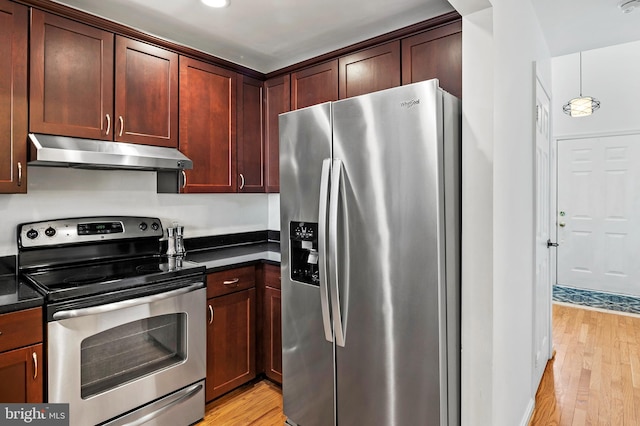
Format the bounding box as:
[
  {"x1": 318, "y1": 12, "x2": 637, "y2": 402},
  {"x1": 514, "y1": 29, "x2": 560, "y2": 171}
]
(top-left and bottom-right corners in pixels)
[{"x1": 400, "y1": 99, "x2": 420, "y2": 108}]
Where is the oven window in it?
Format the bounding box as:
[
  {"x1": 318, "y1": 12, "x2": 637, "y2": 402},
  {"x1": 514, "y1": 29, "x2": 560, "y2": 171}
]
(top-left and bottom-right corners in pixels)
[{"x1": 80, "y1": 313, "x2": 186, "y2": 399}]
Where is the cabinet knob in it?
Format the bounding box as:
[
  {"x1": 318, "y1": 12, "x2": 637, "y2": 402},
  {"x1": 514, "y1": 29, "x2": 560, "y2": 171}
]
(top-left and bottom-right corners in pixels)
[
  {"x1": 105, "y1": 114, "x2": 111, "y2": 135},
  {"x1": 239, "y1": 173, "x2": 245, "y2": 190},
  {"x1": 17, "y1": 162, "x2": 22, "y2": 187},
  {"x1": 208, "y1": 304, "x2": 214, "y2": 325}
]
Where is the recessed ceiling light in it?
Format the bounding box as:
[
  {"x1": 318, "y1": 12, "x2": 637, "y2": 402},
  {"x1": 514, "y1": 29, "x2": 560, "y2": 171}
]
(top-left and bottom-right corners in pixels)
[
  {"x1": 619, "y1": 0, "x2": 640, "y2": 13},
  {"x1": 201, "y1": 0, "x2": 230, "y2": 8}
]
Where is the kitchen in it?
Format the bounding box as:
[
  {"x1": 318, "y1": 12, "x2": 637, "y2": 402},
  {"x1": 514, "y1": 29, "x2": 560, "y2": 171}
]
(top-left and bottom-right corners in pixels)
[{"x1": 0, "y1": 0, "x2": 623, "y2": 425}]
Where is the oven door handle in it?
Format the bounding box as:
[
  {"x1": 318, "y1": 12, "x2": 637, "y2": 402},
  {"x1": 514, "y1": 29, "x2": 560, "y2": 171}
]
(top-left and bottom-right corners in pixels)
[
  {"x1": 120, "y1": 382, "x2": 203, "y2": 426},
  {"x1": 52, "y1": 283, "x2": 203, "y2": 320}
]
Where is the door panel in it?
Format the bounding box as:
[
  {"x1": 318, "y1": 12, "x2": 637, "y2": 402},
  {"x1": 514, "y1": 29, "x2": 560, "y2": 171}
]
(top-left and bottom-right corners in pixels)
[
  {"x1": 291, "y1": 60, "x2": 338, "y2": 110},
  {"x1": 264, "y1": 75, "x2": 290, "y2": 193},
  {"x1": 331, "y1": 80, "x2": 446, "y2": 425},
  {"x1": 401, "y1": 21, "x2": 462, "y2": 98},
  {"x1": 30, "y1": 10, "x2": 113, "y2": 140},
  {"x1": 0, "y1": 0, "x2": 27, "y2": 193},
  {"x1": 338, "y1": 41, "x2": 400, "y2": 99},
  {"x1": 238, "y1": 75, "x2": 264, "y2": 192},
  {"x1": 115, "y1": 37, "x2": 178, "y2": 147},
  {"x1": 533, "y1": 79, "x2": 551, "y2": 388},
  {"x1": 179, "y1": 57, "x2": 236, "y2": 193},
  {"x1": 279, "y1": 103, "x2": 334, "y2": 426},
  {"x1": 558, "y1": 134, "x2": 640, "y2": 296}
]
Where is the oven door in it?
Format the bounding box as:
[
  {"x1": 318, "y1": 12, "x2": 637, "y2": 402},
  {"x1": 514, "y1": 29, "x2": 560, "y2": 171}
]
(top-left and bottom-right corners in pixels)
[{"x1": 47, "y1": 283, "x2": 206, "y2": 426}]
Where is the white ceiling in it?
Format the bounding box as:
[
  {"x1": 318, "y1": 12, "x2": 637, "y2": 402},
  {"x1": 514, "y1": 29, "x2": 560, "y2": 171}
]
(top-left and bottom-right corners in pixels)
[
  {"x1": 50, "y1": 0, "x2": 455, "y2": 73},
  {"x1": 48, "y1": 0, "x2": 640, "y2": 73},
  {"x1": 532, "y1": 0, "x2": 640, "y2": 57}
]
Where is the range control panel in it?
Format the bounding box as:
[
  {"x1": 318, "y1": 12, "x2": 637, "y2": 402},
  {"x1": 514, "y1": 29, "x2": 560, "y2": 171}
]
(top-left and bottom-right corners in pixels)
[
  {"x1": 18, "y1": 216, "x2": 163, "y2": 248},
  {"x1": 290, "y1": 221, "x2": 319, "y2": 286}
]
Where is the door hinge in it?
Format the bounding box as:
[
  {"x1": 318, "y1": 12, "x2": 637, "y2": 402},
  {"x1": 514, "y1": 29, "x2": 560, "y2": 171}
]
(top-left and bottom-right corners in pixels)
[{"x1": 547, "y1": 239, "x2": 559, "y2": 248}]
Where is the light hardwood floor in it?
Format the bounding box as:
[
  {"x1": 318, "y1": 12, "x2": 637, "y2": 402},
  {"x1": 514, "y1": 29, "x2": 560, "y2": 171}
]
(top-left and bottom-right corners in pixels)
[
  {"x1": 201, "y1": 303, "x2": 640, "y2": 426},
  {"x1": 530, "y1": 303, "x2": 640, "y2": 425},
  {"x1": 198, "y1": 380, "x2": 286, "y2": 425}
]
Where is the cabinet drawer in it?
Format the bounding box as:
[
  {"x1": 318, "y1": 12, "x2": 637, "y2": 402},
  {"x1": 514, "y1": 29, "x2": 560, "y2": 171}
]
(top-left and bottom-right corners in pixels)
[
  {"x1": 264, "y1": 264, "x2": 281, "y2": 290},
  {"x1": 0, "y1": 308, "x2": 42, "y2": 353},
  {"x1": 207, "y1": 266, "x2": 255, "y2": 298}
]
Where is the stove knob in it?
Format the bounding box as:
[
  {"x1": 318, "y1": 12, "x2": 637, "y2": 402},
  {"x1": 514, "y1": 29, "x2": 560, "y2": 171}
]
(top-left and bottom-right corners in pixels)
[
  {"x1": 139, "y1": 222, "x2": 148, "y2": 231},
  {"x1": 45, "y1": 227, "x2": 56, "y2": 237},
  {"x1": 26, "y1": 229, "x2": 39, "y2": 239},
  {"x1": 151, "y1": 222, "x2": 160, "y2": 231}
]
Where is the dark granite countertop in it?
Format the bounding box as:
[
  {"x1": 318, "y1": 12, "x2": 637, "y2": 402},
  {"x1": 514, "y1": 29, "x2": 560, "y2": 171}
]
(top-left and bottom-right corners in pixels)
[
  {"x1": 0, "y1": 275, "x2": 44, "y2": 315},
  {"x1": 186, "y1": 242, "x2": 280, "y2": 272}
]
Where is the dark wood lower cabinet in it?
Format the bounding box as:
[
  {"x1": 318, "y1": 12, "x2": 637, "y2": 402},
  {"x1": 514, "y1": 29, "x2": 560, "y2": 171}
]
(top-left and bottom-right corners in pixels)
[
  {"x1": 0, "y1": 344, "x2": 43, "y2": 403},
  {"x1": 206, "y1": 288, "x2": 256, "y2": 401},
  {"x1": 263, "y1": 286, "x2": 282, "y2": 384}
]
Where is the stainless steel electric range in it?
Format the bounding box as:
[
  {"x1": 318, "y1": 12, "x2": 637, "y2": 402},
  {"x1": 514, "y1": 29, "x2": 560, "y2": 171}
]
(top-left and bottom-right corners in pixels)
[{"x1": 18, "y1": 216, "x2": 206, "y2": 426}]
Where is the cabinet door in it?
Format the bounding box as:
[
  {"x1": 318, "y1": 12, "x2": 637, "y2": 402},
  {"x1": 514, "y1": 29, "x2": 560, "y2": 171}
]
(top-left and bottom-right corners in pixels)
[
  {"x1": 0, "y1": 0, "x2": 27, "y2": 194},
  {"x1": 264, "y1": 75, "x2": 290, "y2": 193},
  {"x1": 263, "y1": 286, "x2": 282, "y2": 384},
  {"x1": 206, "y1": 288, "x2": 256, "y2": 401},
  {"x1": 0, "y1": 344, "x2": 43, "y2": 403},
  {"x1": 179, "y1": 57, "x2": 236, "y2": 193},
  {"x1": 401, "y1": 21, "x2": 462, "y2": 99},
  {"x1": 30, "y1": 10, "x2": 114, "y2": 140},
  {"x1": 237, "y1": 75, "x2": 264, "y2": 193},
  {"x1": 291, "y1": 60, "x2": 338, "y2": 110},
  {"x1": 115, "y1": 36, "x2": 178, "y2": 147},
  {"x1": 338, "y1": 41, "x2": 400, "y2": 99}
]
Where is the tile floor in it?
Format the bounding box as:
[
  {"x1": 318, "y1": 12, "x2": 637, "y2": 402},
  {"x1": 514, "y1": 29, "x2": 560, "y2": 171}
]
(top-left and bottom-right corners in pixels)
[{"x1": 552, "y1": 284, "x2": 640, "y2": 314}]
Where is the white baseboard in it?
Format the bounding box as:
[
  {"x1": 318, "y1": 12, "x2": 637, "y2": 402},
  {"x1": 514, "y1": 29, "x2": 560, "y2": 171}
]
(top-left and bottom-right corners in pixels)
[{"x1": 519, "y1": 398, "x2": 535, "y2": 426}]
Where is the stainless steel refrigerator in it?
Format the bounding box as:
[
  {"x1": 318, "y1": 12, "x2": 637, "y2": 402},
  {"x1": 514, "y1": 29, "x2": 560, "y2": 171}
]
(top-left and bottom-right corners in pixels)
[{"x1": 279, "y1": 79, "x2": 460, "y2": 426}]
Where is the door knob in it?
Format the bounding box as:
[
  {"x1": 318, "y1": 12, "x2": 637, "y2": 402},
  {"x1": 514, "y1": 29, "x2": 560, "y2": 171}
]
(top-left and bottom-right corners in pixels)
[{"x1": 559, "y1": 222, "x2": 566, "y2": 227}]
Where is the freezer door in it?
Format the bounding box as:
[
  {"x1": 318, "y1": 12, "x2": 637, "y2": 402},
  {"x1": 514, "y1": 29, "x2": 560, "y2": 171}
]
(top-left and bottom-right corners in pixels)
[
  {"x1": 279, "y1": 103, "x2": 335, "y2": 426},
  {"x1": 330, "y1": 80, "x2": 454, "y2": 425}
]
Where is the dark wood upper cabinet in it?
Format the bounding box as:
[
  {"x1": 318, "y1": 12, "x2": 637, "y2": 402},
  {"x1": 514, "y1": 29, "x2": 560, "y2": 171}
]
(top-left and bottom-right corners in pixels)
[
  {"x1": 179, "y1": 57, "x2": 236, "y2": 193},
  {"x1": 115, "y1": 37, "x2": 178, "y2": 147},
  {"x1": 291, "y1": 60, "x2": 338, "y2": 110},
  {"x1": 401, "y1": 21, "x2": 462, "y2": 99},
  {"x1": 338, "y1": 41, "x2": 401, "y2": 99},
  {"x1": 237, "y1": 75, "x2": 264, "y2": 193},
  {"x1": 0, "y1": 0, "x2": 27, "y2": 194},
  {"x1": 264, "y1": 75, "x2": 290, "y2": 193},
  {"x1": 30, "y1": 10, "x2": 114, "y2": 140}
]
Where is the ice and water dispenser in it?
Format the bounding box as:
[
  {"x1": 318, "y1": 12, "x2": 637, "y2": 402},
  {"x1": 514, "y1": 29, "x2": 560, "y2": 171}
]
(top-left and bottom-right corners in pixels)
[{"x1": 289, "y1": 221, "x2": 319, "y2": 285}]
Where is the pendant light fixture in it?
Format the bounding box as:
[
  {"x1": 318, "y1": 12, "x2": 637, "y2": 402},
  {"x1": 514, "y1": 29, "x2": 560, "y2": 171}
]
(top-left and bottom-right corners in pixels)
[{"x1": 562, "y1": 51, "x2": 600, "y2": 117}]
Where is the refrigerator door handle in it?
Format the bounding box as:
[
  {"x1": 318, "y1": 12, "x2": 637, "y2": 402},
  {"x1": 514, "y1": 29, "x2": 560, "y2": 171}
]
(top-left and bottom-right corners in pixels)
[
  {"x1": 318, "y1": 158, "x2": 334, "y2": 342},
  {"x1": 329, "y1": 159, "x2": 346, "y2": 347}
]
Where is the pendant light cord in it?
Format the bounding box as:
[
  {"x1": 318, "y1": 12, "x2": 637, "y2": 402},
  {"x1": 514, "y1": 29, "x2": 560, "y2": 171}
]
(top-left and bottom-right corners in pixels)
[{"x1": 579, "y1": 51, "x2": 583, "y2": 97}]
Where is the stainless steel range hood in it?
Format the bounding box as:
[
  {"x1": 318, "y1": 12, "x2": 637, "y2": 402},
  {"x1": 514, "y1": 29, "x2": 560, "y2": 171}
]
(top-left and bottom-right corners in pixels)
[{"x1": 28, "y1": 133, "x2": 192, "y2": 193}]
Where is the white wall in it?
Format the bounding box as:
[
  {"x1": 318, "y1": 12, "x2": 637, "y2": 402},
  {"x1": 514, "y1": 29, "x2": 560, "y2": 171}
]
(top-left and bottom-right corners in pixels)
[
  {"x1": 459, "y1": 7, "x2": 494, "y2": 426},
  {"x1": 451, "y1": 0, "x2": 551, "y2": 424},
  {"x1": 491, "y1": 1, "x2": 550, "y2": 425},
  {"x1": 267, "y1": 194, "x2": 281, "y2": 231},
  {"x1": 553, "y1": 40, "x2": 640, "y2": 138},
  {"x1": 0, "y1": 167, "x2": 269, "y2": 256}
]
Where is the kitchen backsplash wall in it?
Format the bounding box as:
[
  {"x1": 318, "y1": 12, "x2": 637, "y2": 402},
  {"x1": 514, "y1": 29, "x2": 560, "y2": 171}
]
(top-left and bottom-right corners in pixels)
[
  {"x1": 0, "y1": 167, "x2": 270, "y2": 256},
  {"x1": 268, "y1": 194, "x2": 280, "y2": 231}
]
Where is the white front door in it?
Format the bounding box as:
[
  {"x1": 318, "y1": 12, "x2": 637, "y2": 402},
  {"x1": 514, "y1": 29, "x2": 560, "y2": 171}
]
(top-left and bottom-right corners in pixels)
[
  {"x1": 557, "y1": 134, "x2": 640, "y2": 296},
  {"x1": 533, "y1": 78, "x2": 551, "y2": 388}
]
